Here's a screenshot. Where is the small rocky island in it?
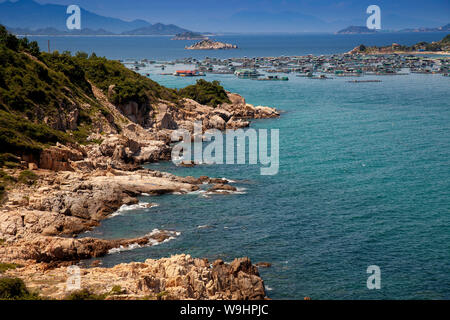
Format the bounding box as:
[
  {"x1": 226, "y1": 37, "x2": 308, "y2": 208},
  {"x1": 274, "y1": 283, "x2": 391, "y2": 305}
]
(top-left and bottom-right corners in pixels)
[
  {"x1": 186, "y1": 39, "x2": 238, "y2": 50},
  {"x1": 171, "y1": 31, "x2": 208, "y2": 40}
]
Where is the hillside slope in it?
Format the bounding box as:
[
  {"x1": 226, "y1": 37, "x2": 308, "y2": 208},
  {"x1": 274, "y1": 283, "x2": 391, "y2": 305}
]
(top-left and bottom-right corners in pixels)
[
  {"x1": 348, "y1": 34, "x2": 450, "y2": 54},
  {"x1": 0, "y1": 24, "x2": 277, "y2": 196}
]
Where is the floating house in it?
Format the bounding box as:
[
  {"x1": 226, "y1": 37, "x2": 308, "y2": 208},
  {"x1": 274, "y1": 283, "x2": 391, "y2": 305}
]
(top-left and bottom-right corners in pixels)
[
  {"x1": 234, "y1": 69, "x2": 261, "y2": 78},
  {"x1": 173, "y1": 70, "x2": 205, "y2": 77}
]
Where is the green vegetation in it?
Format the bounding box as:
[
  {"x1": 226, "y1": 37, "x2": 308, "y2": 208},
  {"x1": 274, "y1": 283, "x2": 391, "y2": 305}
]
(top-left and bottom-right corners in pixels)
[
  {"x1": 362, "y1": 34, "x2": 450, "y2": 53},
  {"x1": 156, "y1": 290, "x2": 172, "y2": 300},
  {"x1": 0, "y1": 110, "x2": 71, "y2": 156},
  {"x1": 0, "y1": 169, "x2": 16, "y2": 201},
  {"x1": 178, "y1": 79, "x2": 230, "y2": 107},
  {"x1": 0, "y1": 263, "x2": 22, "y2": 273},
  {"x1": 18, "y1": 170, "x2": 38, "y2": 185},
  {"x1": 0, "y1": 277, "x2": 40, "y2": 300},
  {"x1": 65, "y1": 288, "x2": 107, "y2": 300},
  {"x1": 109, "y1": 285, "x2": 124, "y2": 295},
  {"x1": 72, "y1": 52, "x2": 178, "y2": 106}
]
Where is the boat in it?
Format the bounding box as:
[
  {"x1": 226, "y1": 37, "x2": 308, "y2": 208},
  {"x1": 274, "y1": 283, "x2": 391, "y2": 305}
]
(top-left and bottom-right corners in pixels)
[
  {"x1": 173, "y1": 70, "x2": 205, "y2": 77},
  {"x1": 257, "y1": 75, "x2": 289, "y2": 81},
  {"x1": 234, "y1": 69, "x2": 261, "y2": 79}
]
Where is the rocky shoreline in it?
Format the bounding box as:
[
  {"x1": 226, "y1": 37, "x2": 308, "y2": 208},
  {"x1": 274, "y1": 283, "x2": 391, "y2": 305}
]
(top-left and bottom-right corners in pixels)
[{"x1": 0, "y1": 89, "x2": 278, "y2": 300}]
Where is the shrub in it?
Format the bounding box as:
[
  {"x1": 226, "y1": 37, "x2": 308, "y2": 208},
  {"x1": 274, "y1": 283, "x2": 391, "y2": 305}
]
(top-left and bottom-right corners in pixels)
[
  {"x1": 109, "y1": 285, "x2": 124, "y2": 295},
  {"x1": 65, "y1": 288, "x2": 106, "y2": 300},
  {"x1": 178, "y1": 79, "x2": 230, "y2": 107},
  {"x1": 0, "y1": 277, "x2": 40, "y2": 300},
  {"x1": 18, "y1": 170, "x2": 38, "y2": 185}
]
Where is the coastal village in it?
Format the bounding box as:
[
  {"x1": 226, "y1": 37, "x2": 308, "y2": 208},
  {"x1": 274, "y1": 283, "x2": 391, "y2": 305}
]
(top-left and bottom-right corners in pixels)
[
  {"x1": 124, "y1": 50, "x2": 450, "y2": 82},
  {"x1": 123, "y1": 35, "x2": 450, "y2": 80}
]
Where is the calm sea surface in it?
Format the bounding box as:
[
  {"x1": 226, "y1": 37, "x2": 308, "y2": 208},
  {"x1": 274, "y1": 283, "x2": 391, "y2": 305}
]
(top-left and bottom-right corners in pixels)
[
  {"x1": 37, "y1": 33, "x2": 450, "y2": 299},
  {"x1": 28, "y1": 32, "x2": 448, "y2": 60}
]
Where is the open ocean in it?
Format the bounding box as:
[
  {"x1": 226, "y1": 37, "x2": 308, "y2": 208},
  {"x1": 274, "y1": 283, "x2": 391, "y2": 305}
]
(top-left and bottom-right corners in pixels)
[{"x1": 34, "y1": 33, "x2": 450, "y2": 299}]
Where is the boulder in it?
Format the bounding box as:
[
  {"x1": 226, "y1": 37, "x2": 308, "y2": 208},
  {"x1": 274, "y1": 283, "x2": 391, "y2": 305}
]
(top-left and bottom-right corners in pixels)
[
  {"x1": 208, "y1": 184, "x2": 237, "y2": 193},
  {"x1": 207, "y1": 115, "x2": 226, "y2": 130}
]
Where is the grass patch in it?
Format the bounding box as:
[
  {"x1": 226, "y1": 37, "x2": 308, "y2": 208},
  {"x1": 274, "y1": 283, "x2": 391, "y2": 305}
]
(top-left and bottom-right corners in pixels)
[
  {"x1": 0, "y1": 263, "x2": 22, "y2": 273},
  {"x1": 18, "y1": 170, "x2": 38, "y2": 185}
]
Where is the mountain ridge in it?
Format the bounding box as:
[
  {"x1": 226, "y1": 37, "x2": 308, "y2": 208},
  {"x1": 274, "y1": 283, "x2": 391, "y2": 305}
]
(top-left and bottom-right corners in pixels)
[{"x1": 0, "y1": 0, "x2": 192, "y2": 35}]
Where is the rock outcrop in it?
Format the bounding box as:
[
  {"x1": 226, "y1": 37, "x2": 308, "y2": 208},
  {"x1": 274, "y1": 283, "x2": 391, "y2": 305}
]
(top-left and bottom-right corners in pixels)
[
  {"x1": 4, "y1": 254, "x2": 266, "y2": 300},
  {"x1": 0, "y1": 88, "x2": 277, "y2": 300},
  {"x1": 0, "y1": 168, "x2": 199, "y2": 244},
  {"x1": 185, "y1": 39, "x2": 238, "y2": 50}
]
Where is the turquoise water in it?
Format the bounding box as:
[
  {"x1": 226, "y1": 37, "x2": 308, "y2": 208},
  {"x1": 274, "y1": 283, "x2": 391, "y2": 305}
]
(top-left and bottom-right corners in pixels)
[
  {"x1": 45, "y1": 34, "x2": 450, "y2": 299},
  {"x1": 82, "y1": 70, "x2": 450, "y2": 300}
]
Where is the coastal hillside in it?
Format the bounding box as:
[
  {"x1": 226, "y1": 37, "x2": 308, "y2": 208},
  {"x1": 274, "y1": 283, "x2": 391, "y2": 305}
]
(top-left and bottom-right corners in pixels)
[
  {"x1": 1, "y1": 24, "x2": 276, "y2": 198},
  {"x1": 0, "y1": 25, "x2": 231, "y2": 161},
  {"x1": 0, "y1": 24, "x2": 173, "y2": 159},
  {"x1": 348, "y1": 34, "x2": 450, "y2": 54}
]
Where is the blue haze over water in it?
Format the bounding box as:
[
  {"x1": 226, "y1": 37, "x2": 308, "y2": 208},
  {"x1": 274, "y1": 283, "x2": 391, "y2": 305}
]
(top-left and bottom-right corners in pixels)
[{"x1": 35, "y1": 33, "x2": 450, "y2": 299}]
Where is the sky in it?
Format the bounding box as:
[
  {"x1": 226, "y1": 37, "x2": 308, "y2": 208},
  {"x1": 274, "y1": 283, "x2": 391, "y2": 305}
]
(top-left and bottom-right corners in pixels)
[{"x1": 5, "y1": 0, "x2": 450, "y2": 32}]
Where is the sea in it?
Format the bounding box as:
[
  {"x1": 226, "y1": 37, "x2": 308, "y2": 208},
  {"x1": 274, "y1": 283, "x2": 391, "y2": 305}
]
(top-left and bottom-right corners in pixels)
[{"x1": 27, "y1": 33, "x2": 450, "y2": 299}]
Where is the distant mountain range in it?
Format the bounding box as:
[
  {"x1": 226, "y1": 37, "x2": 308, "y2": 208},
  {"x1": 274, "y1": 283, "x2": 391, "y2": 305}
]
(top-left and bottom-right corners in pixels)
[
  {"x1": 337, "y1": 23, "x2": 450, "y2": 34},
  {"x1": 399, "y1": 23, "x2": 450, "y2": 33},
  {"x1": 336, "y1": 26, "x2": 377, "y2": 34},
  {"x1": 0, "y1": 0, "x2": 191, "y2": 35}
]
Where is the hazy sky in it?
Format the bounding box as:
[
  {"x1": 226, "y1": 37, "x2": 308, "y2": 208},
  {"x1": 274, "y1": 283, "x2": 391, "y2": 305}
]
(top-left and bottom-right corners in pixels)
[{"x1": 6, "y1": 0, "x2": 450, "y2": 31}]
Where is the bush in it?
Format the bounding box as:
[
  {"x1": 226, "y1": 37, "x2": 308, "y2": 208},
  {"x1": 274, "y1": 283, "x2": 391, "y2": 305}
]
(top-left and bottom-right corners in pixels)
[
  {"x1": 178, "y1": 79, "x2": 230, "y2": 107},
  {"x1": 0, "y1": 277, "x2": 40, "y2": 300},
  {"x1": 18, "y1": 170, "x2": 38, "y2": 185},
  {"x1": 72, "y1": 54, "x2": 178, "y2": 106},
  {"x1": 110, "y1": 285, "x2": 124, "y2": 295},
  {"x1": 65, "y1": 288, "x2": 106, "y2": 300}
]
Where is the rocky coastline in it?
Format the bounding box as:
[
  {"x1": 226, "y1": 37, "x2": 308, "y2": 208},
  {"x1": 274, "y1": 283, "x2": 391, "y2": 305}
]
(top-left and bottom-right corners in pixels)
[{"x1": 0, "y1": 88, "x2": 278, "y2": 300}]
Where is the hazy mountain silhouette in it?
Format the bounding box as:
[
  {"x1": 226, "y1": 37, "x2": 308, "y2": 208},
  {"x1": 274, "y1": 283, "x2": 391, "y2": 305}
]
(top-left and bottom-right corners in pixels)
[{"x1": 0, "y1": 0, "x2": 190, "y2": 35}]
